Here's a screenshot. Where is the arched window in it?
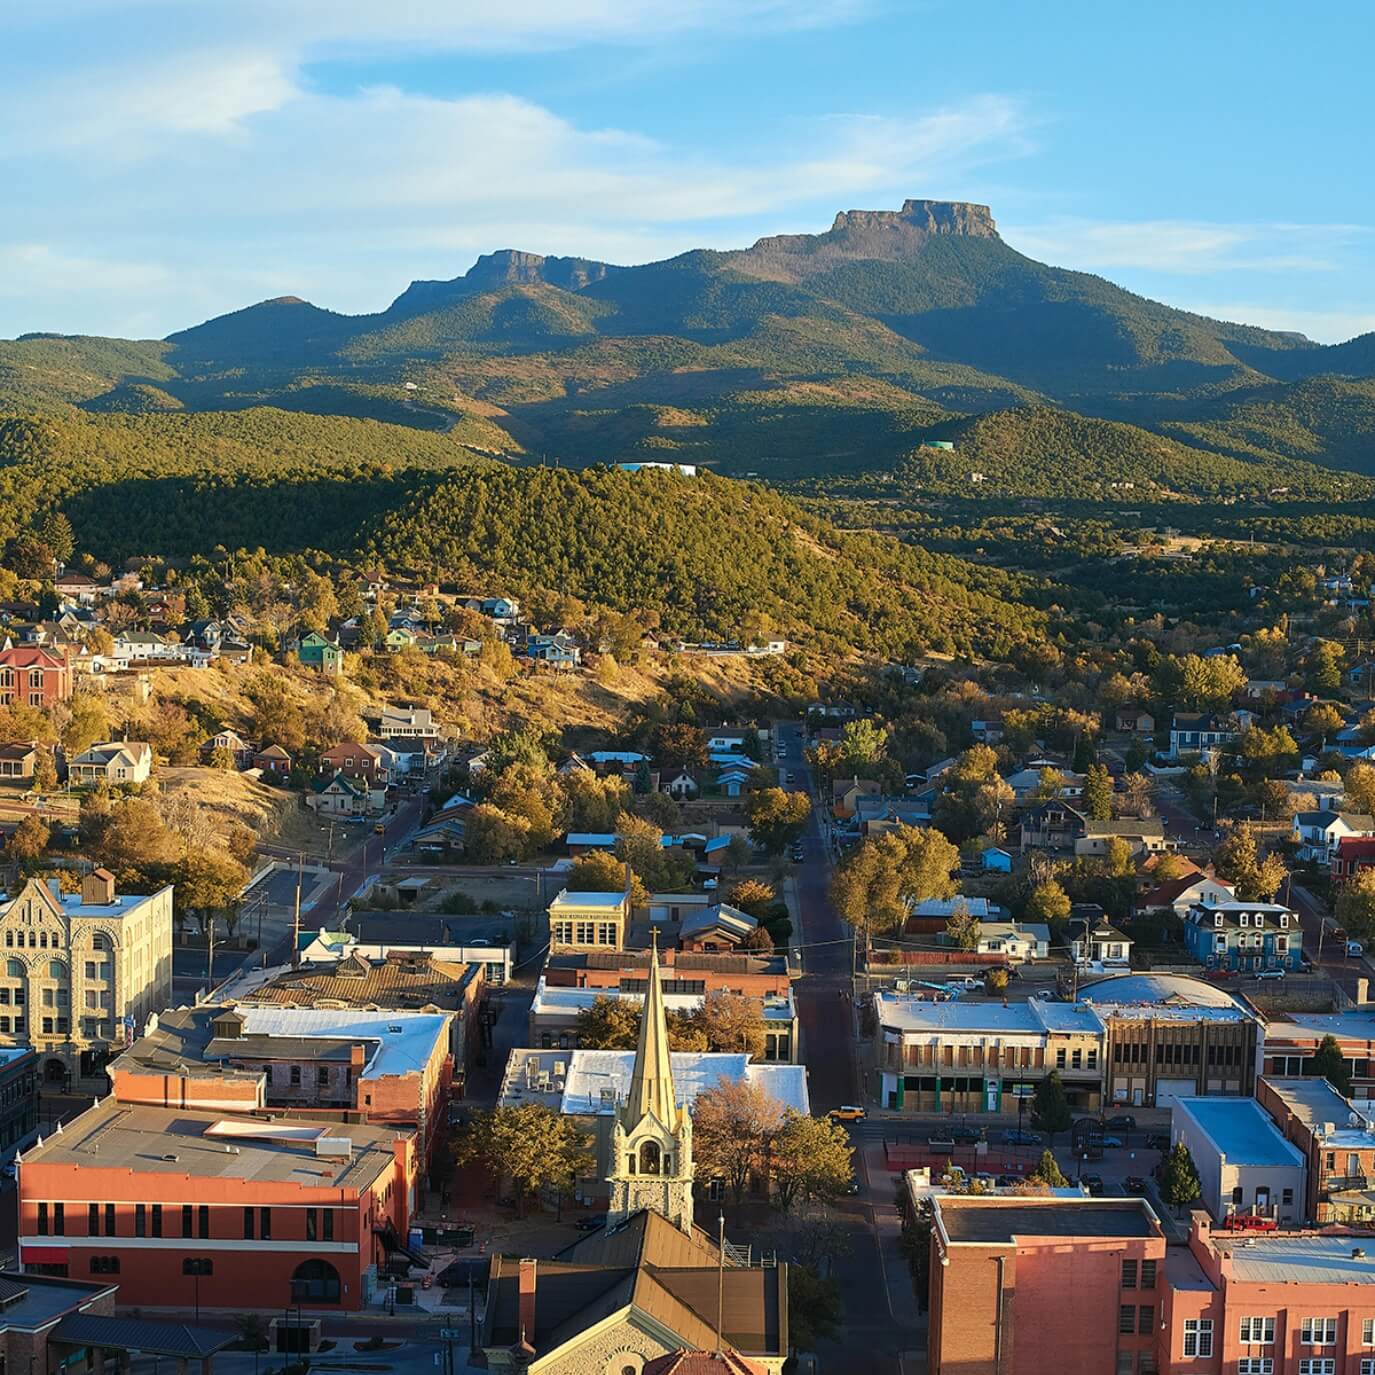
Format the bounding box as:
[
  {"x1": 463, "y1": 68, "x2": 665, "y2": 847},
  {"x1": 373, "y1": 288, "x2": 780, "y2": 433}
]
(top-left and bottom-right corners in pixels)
[
  {"x1": 38, "y1": 932, "x2": 47, "y2": 949},
  {"x1": 92, "y1": 933, "x2": 110, "y2": 952},
  {"x1": 6, "y1": 959, "x2": 23, "y2": 978},
  {"x1": 48, "y1": 960, "x2": 67, "y2": 980},
  {"x1": 27, "y1": 932, "x2": 35, "y2": 948},
  {"x1": 290, "y1": 1259, "x2": 341, "y2": 1303},
  {"x1": 638, "y1": 1141, "x2": 661, "y2": 1176},
  {"x1": 3, "y1": 932, "x2": 11, "y2": 948}
]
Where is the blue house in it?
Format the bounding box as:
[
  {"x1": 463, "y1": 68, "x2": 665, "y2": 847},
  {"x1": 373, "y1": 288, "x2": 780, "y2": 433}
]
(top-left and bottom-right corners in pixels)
[
  {"x1": 980, "y1": 846, "x2": 1013, "y2": 874},
  {"x1": 1183, "y1": 899, "x2": 1303, "y2": 972}
]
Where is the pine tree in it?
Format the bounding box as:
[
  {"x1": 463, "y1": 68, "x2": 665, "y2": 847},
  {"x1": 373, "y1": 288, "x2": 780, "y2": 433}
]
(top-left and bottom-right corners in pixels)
[
  {"x1": 1031, "y1": 1149, "x2": 1068, "y2": 1187},
  {"x1": 1083, "y1": 764, "x2": 1114, "y2": 822},
  {"x1": 1161, "y1": 1142, "x2": 1202, "y2": 1208},
  {"x1": 39, "y1": 512, "x2": 75, "y2": 566},
  {"x1": 1030, "y1": 1070, "x2": 1072, "y2": 1145},
  {"x1": 1311, "y1": 1033, "x2": 1353, "y2": 1097}
]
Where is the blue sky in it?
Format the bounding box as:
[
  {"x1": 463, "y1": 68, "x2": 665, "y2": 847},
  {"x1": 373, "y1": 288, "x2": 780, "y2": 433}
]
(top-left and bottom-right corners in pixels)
[{"x1": 2, "y1": 0, "x2": 1372, "y2": 341}]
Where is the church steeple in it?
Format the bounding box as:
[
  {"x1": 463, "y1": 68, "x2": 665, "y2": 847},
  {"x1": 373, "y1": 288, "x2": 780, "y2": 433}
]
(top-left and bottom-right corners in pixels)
[
  {"x1": 606, "y1": 931, "x2": 695, "y2": 1233},
  {"x1": 626, "y1": 930, "x2": 677, "y2": 1127}
]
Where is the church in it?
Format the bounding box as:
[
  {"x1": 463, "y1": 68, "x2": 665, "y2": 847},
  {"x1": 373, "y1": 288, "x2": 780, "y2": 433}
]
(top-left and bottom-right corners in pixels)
[{"x1": 481, "y1": 938, "x2": 790, "y2": 1374}]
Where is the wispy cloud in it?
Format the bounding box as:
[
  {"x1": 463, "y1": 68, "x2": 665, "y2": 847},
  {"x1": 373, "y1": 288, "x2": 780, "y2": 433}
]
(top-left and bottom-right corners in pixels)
[{"x1": 1002, "y1": 216, "x2": 1368, "y2": 275}]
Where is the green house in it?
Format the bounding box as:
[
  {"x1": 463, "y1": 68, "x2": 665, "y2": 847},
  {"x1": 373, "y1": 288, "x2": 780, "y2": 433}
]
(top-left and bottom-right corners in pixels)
[{"x1": 297, "y1": 631, "x2": 344, "y2": 675}]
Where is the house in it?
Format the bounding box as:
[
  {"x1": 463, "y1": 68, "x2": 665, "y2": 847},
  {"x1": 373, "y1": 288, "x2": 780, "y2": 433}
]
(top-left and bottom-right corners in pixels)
[
  {"x1": 1005, "y1": 766, "x2": 1086, "y2": 801},
  {"x1": 525, "y1": 632, "x2": 581, "y2": 668},
  {"x1": 1168, "y1": 712, "x2": 1241, "y2": 761},
  {"x1": 1257, "y1": 1076, "x2": 1375, "y2": 1223},
  {"x1": 677, "y1": 903, "x2": 758, "y2": 953},
  {"x1": 67, "y1": 741, "x2": 152, "y2": 787},
  {"x1": 979, "y1": 845, "x2": 1013, "y2": 873},
  {"x1": 54, "y1": 570, "x2": 101, "y2": 604},
  {"x1": 903, "y1": 896, "x2": 998, "y2": 936},
  {"x1": 1183, "y1": 899, "x2": 1302, "y2": 972},
  {"x1": 383, "y1": 626, "x2": 418, "y2": 652},
  {"x1": 1069, "y1": 918, "x2": 1133, "y2": 968},
  {"x1": 1170, "y1": 1096, "x2": 1306, "y2": 1224},
  {"x1": 973, "y1": 921, "x2": 1049, "y2": 962},
  {"x1": 0, "y1": 742, "x2": 37, "y2": 780},
  {"x1": 1333, "y1": 834, "x2": 1375, "y2": 883},
  {"x1": 296, "y1": 631, "x2": 343, "y2": 675},
  {"x1": 306, "y1": 772, "x2": 370, "y2": 816},
  {"x1": 564, "y1": 832, "x2": 620, "y2": 856},
  {"x1": 1136, "y1": 869, "x2": 1236, "y2": 920},
  {"x1": 1114, "y1": 705, "x2": 1156, "y2": 734},
  {"x1": 832, "y1": 777, "x2": 881, "y2": 818},
  {"x1": 927, "y1": 1198, "x2": 1165, "y2": 1375},
  {"x1": 409, "y1": 802, "x2": 473, "y2": 856},
  {"x1": 663, "y1": 769, "x2": 701, "y2": 802},
  {"x1": 252, "y1": 744, "x2": 292, "y2": 777},
  {"x1": 0, "y1": 645, "x2": 71, "y2": 708},
  {"x1": 1293, "y1": 809, "x2": 1375, "y2": 865},
  {"x1": 112, "y1": 631, "x2": 173, "y2": 662},
  {"x1": 200, "y1": 729, "x2": 253, "y2": 767},
  {"x1": 1075, "y1": 818, "x2": 1169, "y2": 858},
  {"x1": 376, "y1": 705, "x2": 438, "y2": 740},
  {"x1": 376, "y1": 736, "x2": 439, "y2": 777},
  {"x1": 319, "y1": 742, "x2": 388, "y2": 786},
  {"x1": 1018, "y1": 800, "x2": 1087, "y2": 851}
]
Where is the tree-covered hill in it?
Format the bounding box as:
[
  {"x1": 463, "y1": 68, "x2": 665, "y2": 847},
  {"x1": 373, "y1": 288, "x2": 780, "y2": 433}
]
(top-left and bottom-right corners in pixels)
[{"x1": 363, "y1": 465, "x2": 1050, "y2": 659}]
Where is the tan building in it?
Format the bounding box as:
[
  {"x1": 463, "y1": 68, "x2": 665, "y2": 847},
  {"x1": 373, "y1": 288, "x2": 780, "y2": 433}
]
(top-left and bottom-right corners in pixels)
[
  {"x1": 0, "y1": 872, "x2": 172, "y2": 1088},
  {"x1": 548, "y1": 888, "x2": 630, "y2": 952}
]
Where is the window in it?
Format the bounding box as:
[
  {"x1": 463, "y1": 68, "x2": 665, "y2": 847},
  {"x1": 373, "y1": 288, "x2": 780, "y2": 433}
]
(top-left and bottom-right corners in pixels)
[
  {"x1": 89, "y1": 1256, "x2": 120, "y2": 1275},
  {"x1": 1119, "y1": 1306, "x2": 1136, "y2": 1334},
  {"x1": 290, "y1": 1065, "x2": 301, "y2": 1086},
  {"x1": 1183, "y1": 1320, "x2": 1213, "y2": 1358},
  {"x1": 1139, "y1": 1306, "x2": 1153, "y2": 1335},
  {"x1": 323, "y1": 1210, "x2": 333, "y2": 1242},
  {"x1": 1361, "y1": 1361, "x2": 1375, "y2": 1375},
  {"x1": 135, "y1": 1203, "x2": 145, "y2": 1237},
  {"x1": 317, "y1": 1067, "x2": 329, "y2": 1087},
  {"x1": 1121, "y1": 1259, "x2": 1138, "y2": 1289},
  {"x1": 1140, "y1": 1260, "x2": 1157, "y2": 1289},
  {"x1": 105, "y1": 1203, "x2": 114, "y2": 1236},
  {"x1": 244, "y1": 1207, "x2": 254, "y2": 1240},
  {"x1": 88, "y1": 1203, "x2": 99, "y2": 1235},
  {"x1": 260, "y1": 1207, "x2": 271, "y2": 1241},
  {"x1": 84, "y1": 963, "x2": 96, "y2": 980},
  {"x1": 1072, "y1": 1049, "x2": 1082, "y2": 1069},
  {"x1": 37, "y1": 1201, "x2": 48, "y2": 1235},
  {"x1": 306, "y1": 1209, "x2": 317, "y2": 1242},
  {"x1": 198, "y1": 1205, "x2": 209, "y2": 1239},
  {"x1": 1302, "y1": 1319, "x2": 1338, "y2": 1346},
  {"x1": 53, "y1": 1202, "x2": 63, "y2": 1236},
  {"x1": 1238, "y1": 1362, "x2": 1273, "y2": 1375},
  {"x1": 1298, "y1": 1362, "x2": 1335, "y2": 1375},
  {"x1": 182, "y1": 1204, "x2": 193, "y2": 1238},
  {"x1": 1056, "y1": 1048, "x2": 1067, "y2": 1069},
  {"x1": 1240, "y1": 1317, "x2": 1275, "y2": 1344},
  {"x1": 1365, "y1": 1319, "x2": 1375, "y2": 1345},
  {"x1": 1283, "y1": 1189, "x2": 1294, "y2": 1205},
  {"x1": 48, "y1": 959, "x2": 66, "y2": 979},
  {"x1": 150, "y1": 1204, "x2": 162, "y2": 1237}
]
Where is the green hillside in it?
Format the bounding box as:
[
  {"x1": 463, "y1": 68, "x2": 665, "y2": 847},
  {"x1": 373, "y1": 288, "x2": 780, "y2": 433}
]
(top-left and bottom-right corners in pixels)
[{"x1": 364, "y1": 465, "x2": 1049, "y2": 659}]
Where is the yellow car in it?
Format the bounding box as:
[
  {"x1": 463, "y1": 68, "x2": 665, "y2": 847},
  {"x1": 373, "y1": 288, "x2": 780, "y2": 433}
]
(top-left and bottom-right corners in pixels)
[{"x1": 828, "y1": 1105, "x2": 867, "y2": 1123}]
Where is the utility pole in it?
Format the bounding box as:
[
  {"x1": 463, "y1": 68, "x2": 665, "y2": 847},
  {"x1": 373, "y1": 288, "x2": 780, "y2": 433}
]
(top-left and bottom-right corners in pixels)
[
  {"x1": 714, "y1": 1211, "x2": 726, "y2": 1356},
  {"x1": 205, "y1": 916, "x2": 215, "y2": 993},
  {"x1": 291, "y1": 850, "x2": 304, "y2": 968}
]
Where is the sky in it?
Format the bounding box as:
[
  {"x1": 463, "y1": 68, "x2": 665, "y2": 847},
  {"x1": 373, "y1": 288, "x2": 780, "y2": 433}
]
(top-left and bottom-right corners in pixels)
[{"x1": 2, "y1": 0, "x2": 1373, "y2": 342}]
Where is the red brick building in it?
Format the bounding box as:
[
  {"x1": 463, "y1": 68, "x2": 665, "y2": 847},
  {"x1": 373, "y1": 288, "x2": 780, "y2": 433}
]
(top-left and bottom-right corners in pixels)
[
  {"x1": 0, "y1": 646, "x2": 70, "y2": 709},
  {"x1": 928, "y1": 1197, "x2": 1167, "y2": 1375},
  {"x1": 17, "y1": 1098, "x2": 417, "y2": 1311},
  {"x1": 318, "y1": 743, "x2": 388, "y2": 785},
  {"x1": 1333, "y1": 835, "x2": 1375, "y2": 882}
]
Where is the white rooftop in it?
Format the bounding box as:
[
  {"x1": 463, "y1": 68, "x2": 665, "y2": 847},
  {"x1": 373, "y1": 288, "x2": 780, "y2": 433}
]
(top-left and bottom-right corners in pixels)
[
  {"x1": 549, "y1": 889, "x2": 629, "y2": 910},
  {"x1": 530, "y1": 976, "x2": 794, "y2": 1022},
  {"x1": 234, "y1": 1006, "x2": 450, "y2": 1079}
]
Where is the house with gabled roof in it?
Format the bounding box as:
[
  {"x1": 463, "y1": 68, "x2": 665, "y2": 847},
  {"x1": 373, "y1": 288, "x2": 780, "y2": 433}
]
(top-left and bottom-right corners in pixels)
[
  {"x1": 1292, "y1": 809, "x2": 1375, "y2": 865},
  {"x1": 307, "y1": 771, "x2": 370, "y2": 816}
]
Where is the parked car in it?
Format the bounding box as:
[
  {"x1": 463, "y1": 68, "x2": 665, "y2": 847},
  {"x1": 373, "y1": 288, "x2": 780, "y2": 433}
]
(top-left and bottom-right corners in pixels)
[
  {"x1": 1349, "y1": 941, "x2": 1366, "y2": 958},
  {"x1": 995, "y1": 1174, "x2": 1021, "y2": 1188},
  {"x1": 1254, "y1": 968, "x2": 1286, "y2": 982},
  {"x1": 1224, "y1": 1213, "x2": 1279, "y2": 1232},
  {"x1": 1205, "y1": 967, "x2": 1236, "y2": 982},
  {"x1": 945, "y1": 976, "x2": 982, "y2": 992},
  {"x1": 828, "y1": 1105, "x2": 867, "y2": 1123},
  {"x1": 1080, "y1": 1174, "x2": 1106, "y2": 1196},
  {"x1": 436, "y1": 1259, "x2": 489, "y2": 1291},
  {"x1": 947, "y1": 1124, "x2": 983, "y2": 1143},
  {"x1": 1144, "y1": 1133, "x2": 1170, "y2": 1152},
  {"x1": 1001, "y1": 1129, "x2": 1042, "y2": 1146},
  {"x1": 1124, "y1": 1176, "x2": 1148, "y2": 1195},
  {"x1": 1101, "y1": 1135, "x2": 1125, "y2": 1150},
  {"x1": 1106, "y1": 1115, "x2": 1136, "y2": 1132}
]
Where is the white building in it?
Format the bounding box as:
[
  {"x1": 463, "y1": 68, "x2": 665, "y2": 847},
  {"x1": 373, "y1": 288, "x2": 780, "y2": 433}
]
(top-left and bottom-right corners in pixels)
[{"x1": 1171, "y1": 1096, "x2": 1306, "y2": 1224}]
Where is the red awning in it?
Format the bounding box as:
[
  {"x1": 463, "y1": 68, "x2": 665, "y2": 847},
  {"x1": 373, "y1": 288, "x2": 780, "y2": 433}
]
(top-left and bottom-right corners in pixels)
[{"x1": 21, "y1": 1246, "x2": 67, "y2": 1263}]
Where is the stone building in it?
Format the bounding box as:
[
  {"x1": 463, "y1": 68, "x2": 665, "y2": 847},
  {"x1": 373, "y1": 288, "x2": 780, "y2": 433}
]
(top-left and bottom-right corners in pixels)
[{"x1": 0, "y1": 872, "x2": 173, "y2": 1089}]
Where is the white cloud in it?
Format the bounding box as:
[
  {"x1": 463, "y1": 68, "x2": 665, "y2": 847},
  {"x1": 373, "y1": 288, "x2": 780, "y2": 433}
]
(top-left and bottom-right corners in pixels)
[
  {"x1": 1178, "y1": 303, "x2": 1375, "y2": 346},
  {"x1": 1002, "y1": 216, "x2": 1367, "y2": 276}
]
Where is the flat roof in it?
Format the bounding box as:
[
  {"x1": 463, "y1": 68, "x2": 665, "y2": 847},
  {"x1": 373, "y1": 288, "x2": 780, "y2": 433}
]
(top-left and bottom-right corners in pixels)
[
  {"x1": 20, "y1": 1099, "x2": 404, "y2": 1189},
  {"x1": 936, "y1": 1197, "x2": 1158, "y2": 1243},
  {"x1": 0, "y1": 1272, "x2": 118, "y2": 1331},
  {"x1": 1267, "y1": 1011, "x2": 1375, "y2": 1043},
  {"x1": 1219, "y1": 1235, "x2": 1375, "y2": 1285},
  {"x1": 235, "y1": 1007, "x2": 449, "y2": 1078},
  {"x1": 549, "y1": 889, "x2": 629, "y2": 910},
  {"x1": 530, "y1": 977, "x2": 794, "y2": 1021},
  {"x1": 874, "y1": 993, "x2": 1104, "y2": 1037},
  {"x1": 1262, "y1": 1077, "x2": 1375, "y2": 1145},
  {"x1": 500, "y1": 1048, "x2": 809, "y2": 1117},
  {"x1": 1173, "y1": 1097, "x2": 1305, "y2": 1168}
]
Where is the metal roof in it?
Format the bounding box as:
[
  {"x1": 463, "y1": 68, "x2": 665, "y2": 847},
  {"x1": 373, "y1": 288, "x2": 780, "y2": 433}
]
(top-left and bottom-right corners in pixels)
[
  {"x1": 51, "y1": 1316, "x2": 237, "y2": 1358},
  {"x1": 1173, "y1": 1097, "x2": 1306, "y2": 1168},
  {"x1": 1222, "y1": 1235, "x2": 1375, "y2": 1285}
]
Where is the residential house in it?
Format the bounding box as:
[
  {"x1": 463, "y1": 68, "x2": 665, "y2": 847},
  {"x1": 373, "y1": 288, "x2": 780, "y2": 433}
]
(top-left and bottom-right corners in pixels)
[
  {"x1": 296, "y1": 631, "x2": 343, "y2": 675},
  {"x1": 1333, "y1": 835, "x2": 1375, "y2": 882},
  {"x1": 319, "y1": 742, "x2": 389, "y2": 787},
  {"x1": 252, "y1": 744, "x2": 292, "y2": 777},
  {"x1": 678, "y1": 904, "x2": 759, "y2": 953},
  {"x1": 376, "y1": 705, "x2": 438, "y2": 740},
  {"x1": 0, "y1": 743, "x2": 37, "y2": 780},
  {"x1": 409, "y1": 801, "x2": 473, "y2": 856},
  {"x1": 1136, "y1": 869, "x2": 1236, "y2": 920},
  {"x1": 1257, "y1": 1076, "x2": 1375, "y2": 1223},
  {"x1": 525, "y1": 632, "x2": 581, "y2": 668},
  {"x1": 1167, "y1": 712, "x2": 1241, "y2": 761},
  {"x1": 54, "y1": 570, "x2": 101, "y2": 605},
  {"x1": 1075, "y1": 818, "x2": 1169, "y2": 858},
  {"x1": 872, "y1": 995, "x2": 1106, "y2": 1113},
  {"x1": 1293, "y1": 809, "x2": 1375, "y2": 865},
  {"x1": 0, "y1": 645, "x2": 71, "y2": 708},
  {"x1": 979, "y1": 845, "x2": 1013, "y2": 873},
  {"x1": 383, "y1": 626, "x2": 418, "y2": 652},
  {"x1": 1018, "y1": 799, "x2": 1087, "y2": 851},
  {"x1": 928, "y1": 1198, "x2": 1165, "y2": 1375},
  {"x1": 1005, "y1": 767, "x2": 1087, "y2": 801},
  {"x1": 67, "y1": 742, "x2": 151, "y2": 787},
  {"x1": 663, "y1": 768, "x2": 701, "y2": 802},
  {"x1": 111, "y1": 631, "x2": 173, "y2": 662},
  {"x1": 1170, "y1": 1095, "x2": 1306, "y2": 1224},
  {"x1": 376, "y1": 737, "x2": 439, "y2": 777},
  {"x1": 973, "y1": 921, "x2": 1049, "y2": 962},
  {"x1": 1114, "y1": 705, "x2": 1156, "y2": 734},
  {"x1": 832, "y1": 777, "x2": 881, "y2": 819},
  {"x1": 200, "y1": 729, "x2": 253, "y2": 767},
  {"x1": 307, "y1": 773, "x2": 371, "y2": 816},
  {"x1": 1183, "y1": 899, "x2": 1302, "y2": 972},
  {"x1": 1069, "y1": 918, "x2": 1133, "y2": 968},
  {"x1": 903, "y1": 896, "x2": 999, "y2": 936}
]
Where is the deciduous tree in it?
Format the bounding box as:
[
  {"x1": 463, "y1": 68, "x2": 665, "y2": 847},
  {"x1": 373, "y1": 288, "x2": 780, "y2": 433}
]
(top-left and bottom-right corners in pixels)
[
  {"x1": 453, "y1": 1103, "x2": 594, "y2": 1215},
  {"x1": 771, "y1": 1112, "x2": 855, "y2": 1210},
  {"x1": 691, "y1": 1078, "x2": 784, "y2": 1205}
]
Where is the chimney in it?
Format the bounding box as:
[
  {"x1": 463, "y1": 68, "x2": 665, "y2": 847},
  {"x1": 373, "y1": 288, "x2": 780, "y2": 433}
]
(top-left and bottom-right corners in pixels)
[
  {"x1": 350, "y1": 1043, "x2": 367, "y2": 1071},
  {"x1": 83, "y1": 868, "x2": 115, "y2": 906},
  {"x1": 517, "y1": 1257, "x2": 537, "y2": 1356}
]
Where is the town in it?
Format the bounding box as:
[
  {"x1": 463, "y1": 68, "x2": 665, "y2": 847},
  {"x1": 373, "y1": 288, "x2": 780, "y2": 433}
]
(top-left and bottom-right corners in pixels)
[{"x1": 2, "y1": 544, "x2": 1375, "y2": 1374}]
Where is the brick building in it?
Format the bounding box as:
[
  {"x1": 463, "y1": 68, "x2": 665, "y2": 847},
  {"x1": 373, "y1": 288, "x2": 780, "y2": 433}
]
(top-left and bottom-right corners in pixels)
[
  {"x1": 1264, "y1": 1009, "x2": 1375, "y2": 1098},
  {"x1": 0, "y1": 872, "x2": 173, "y2": 1089},
  {"x1": 1258, "y1": 1076, "x2": 1375, "y2": 1223},
  {"x1": 17, "y1": 1098, "x2": 417, "y2": 1310},
  {"x1": 1162, "y1": 1213, "x2": 1375, "y2": 1374},
  {"x1": 112, "y1": 1003, "x2": 453, "y2": 1165},
  {"x1": 0, "y1": 646, "x2": 71, "y2": 709},
  {"x1": 928, "y1": 1196, "x2": 1167, "y2": 1375},
  {"x1": 0, "y1": 1048, "x2": 37, "y2": 1158}
]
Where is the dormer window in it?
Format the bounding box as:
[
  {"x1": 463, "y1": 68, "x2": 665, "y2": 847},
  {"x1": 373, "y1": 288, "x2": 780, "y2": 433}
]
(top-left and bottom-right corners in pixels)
[
  {"x1": 1281, "y1": 914, "x2": 1290, "y2": 929},
  {"x1": 1240, "y1": 913, "x2": 1250, "y2": 926},
  {"x1": 1215, "y1": 914, "x2": 1224, "y2": 928},
  {"x1": 1255, "y1": 914, "x2": 1264, "y2": 928}
]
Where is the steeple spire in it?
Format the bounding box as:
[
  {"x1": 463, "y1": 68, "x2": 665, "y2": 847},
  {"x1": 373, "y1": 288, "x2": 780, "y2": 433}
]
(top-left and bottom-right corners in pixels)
[{"x1": 626, "y1": 929, "x2": 677, "y2": 1126}]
